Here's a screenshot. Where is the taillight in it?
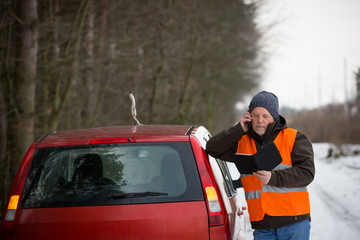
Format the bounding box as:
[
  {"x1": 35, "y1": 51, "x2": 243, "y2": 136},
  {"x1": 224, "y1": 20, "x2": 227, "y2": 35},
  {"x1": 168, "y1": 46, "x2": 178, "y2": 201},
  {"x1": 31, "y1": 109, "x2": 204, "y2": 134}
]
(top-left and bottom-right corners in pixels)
[
  {"x1": 5, "y1": 195, "x2": 19, "y2": 221},
  {"x1": 190, "y1": 136, "x2": 226, "y2": 226},
  {"x1": 2, "y1": 195, "x2": 19, "y2": 233},
  {"x1": 205, "y1": 187, "x2": 221, "y2": 212}
]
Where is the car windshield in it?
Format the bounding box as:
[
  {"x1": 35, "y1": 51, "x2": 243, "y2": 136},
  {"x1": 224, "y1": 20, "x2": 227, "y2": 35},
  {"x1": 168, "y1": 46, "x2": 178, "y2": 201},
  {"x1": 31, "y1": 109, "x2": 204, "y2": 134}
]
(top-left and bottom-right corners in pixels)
[{"x1": 20, "y1": 142, "x2": 203, "y2": 208}]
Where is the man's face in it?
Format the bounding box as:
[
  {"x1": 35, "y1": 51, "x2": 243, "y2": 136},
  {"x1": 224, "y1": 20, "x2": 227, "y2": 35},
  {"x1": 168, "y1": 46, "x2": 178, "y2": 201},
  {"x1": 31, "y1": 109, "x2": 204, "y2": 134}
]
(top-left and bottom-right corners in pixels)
[{"x1": 250, "y1": 107, "x2": 275, "y2": 137}]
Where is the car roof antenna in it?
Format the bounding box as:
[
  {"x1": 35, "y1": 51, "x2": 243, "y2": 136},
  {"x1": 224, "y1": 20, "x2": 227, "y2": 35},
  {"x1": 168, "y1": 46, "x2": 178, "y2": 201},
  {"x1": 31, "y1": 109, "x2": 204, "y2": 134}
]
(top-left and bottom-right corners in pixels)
[{"x1": 129, "y1": 92, "x2": 142, "y2": 125}]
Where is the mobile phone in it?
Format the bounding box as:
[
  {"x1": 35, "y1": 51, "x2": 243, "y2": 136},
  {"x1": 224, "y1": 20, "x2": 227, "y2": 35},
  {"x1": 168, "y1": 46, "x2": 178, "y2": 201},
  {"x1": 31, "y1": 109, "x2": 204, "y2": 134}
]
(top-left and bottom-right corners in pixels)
[
  {"x1": 246, "y1": 110, "x2": 252, "y2": 129},
  {"x1": 246, "y1": 121, "x2": 252, "y2": 129}
]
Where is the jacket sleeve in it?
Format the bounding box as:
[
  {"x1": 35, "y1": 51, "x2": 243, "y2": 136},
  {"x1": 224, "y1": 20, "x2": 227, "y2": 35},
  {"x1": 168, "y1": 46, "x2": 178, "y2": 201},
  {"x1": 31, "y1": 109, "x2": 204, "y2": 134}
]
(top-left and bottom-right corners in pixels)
[
  {"x1": 268, "y1": 131, "x2": 315, "y2": 188},
  {"x1": 206, "y1": 123, "x2": 245, "y2": 162}
]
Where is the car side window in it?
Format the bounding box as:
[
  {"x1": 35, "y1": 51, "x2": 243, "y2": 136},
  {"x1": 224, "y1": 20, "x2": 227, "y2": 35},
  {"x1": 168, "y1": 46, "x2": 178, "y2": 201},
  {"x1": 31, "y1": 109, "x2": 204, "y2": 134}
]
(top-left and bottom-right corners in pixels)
[
  {"x1": 201, "y1": 132, "x2": 236, "y2": 197},
  {"x1": 209, "y1": 156, "x2": 232, "y2": 197},
  {"x1": 217, "y1": 159, "x2": 237, "y2": 196}
]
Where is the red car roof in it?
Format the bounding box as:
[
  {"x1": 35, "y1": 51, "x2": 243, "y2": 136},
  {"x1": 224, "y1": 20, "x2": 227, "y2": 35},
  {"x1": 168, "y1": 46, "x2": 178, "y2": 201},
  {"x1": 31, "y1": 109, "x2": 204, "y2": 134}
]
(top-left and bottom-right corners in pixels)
[{"x1": 36, "y1": 125, "x2": 196, "y2": 148}]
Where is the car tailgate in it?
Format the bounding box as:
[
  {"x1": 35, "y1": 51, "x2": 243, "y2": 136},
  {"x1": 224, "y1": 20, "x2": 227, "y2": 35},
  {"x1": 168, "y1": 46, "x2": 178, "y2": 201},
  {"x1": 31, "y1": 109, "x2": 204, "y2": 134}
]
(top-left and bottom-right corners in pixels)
[{"x1": 16, "y1": 201, "x2": 209, "y2": 240}]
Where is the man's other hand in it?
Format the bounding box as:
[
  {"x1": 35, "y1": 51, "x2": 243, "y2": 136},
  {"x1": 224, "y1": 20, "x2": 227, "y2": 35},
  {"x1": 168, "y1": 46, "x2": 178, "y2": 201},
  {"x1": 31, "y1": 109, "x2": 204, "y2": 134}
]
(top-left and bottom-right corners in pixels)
[{"x1": 253, "y1": 170, "x2": 271, "y2": 185}]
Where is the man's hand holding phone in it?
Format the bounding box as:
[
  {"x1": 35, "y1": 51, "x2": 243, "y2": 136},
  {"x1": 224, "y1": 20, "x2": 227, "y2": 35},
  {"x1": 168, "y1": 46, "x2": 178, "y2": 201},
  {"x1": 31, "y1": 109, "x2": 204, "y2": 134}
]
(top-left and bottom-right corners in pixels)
[{"x1": 240, "y1": 111, "x2": 252, "y2": 132}]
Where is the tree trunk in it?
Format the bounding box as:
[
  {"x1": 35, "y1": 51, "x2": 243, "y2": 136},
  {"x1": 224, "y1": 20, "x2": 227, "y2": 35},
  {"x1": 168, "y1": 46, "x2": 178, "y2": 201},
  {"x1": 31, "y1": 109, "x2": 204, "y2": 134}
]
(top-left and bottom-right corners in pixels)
[
  {"x1": 35, "y1": 0, "x2": 60, "y2": 136},
  {"x1": 82, "y1": 0, "x2": 95, "y2": 127},
  {"x1": 91, "y1": 0, "x2": 109, "y2": 127},
  {"x1": 178, "y1": 34, "x2": 198, "y2": 123},
  {"x1": 8, "y1": 0, "x2": 38, "y2": 188},
  {"x1": 0, "y1": 83, "x2": 8, "y2": 214}
]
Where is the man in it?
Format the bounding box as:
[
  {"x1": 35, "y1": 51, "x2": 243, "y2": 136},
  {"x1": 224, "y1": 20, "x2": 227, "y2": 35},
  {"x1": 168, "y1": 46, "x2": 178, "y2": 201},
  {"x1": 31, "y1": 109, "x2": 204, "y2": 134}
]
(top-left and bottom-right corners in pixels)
[{"x1": 206, "y1": 91, "x2": 315, "y2": 240}]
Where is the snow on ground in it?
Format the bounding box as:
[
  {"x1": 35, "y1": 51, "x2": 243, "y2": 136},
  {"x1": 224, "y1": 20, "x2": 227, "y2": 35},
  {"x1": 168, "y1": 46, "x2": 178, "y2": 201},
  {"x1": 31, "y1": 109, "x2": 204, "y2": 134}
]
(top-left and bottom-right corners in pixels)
[
  {"x1": 229, "y1": 143, "x2": 360, "y2": 239},
  {"x1": 309, "y1": 143, "x2": 360, "y2": 240}
]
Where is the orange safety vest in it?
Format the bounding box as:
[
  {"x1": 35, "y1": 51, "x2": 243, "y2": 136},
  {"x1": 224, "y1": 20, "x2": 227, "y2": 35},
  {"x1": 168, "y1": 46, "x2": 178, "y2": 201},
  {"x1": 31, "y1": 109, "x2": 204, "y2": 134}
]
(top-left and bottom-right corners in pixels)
[{"x1": 237, "y1": 128, "x2": 311, "y2": 222}]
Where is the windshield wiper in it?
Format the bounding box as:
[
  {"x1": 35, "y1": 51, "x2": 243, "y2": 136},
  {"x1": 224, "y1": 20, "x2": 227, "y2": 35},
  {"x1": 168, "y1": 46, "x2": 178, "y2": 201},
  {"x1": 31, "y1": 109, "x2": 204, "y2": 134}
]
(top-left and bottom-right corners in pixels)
[{"x1": 107, "y1": 191, "x2": 169, "y2": 200}]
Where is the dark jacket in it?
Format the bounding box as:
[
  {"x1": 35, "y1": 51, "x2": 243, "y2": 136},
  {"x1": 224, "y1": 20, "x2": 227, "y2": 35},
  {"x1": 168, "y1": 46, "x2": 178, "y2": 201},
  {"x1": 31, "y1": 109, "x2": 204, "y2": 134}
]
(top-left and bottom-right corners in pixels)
[{"x1": 206, "y1": 115, "x2": 315, "y2": 230}]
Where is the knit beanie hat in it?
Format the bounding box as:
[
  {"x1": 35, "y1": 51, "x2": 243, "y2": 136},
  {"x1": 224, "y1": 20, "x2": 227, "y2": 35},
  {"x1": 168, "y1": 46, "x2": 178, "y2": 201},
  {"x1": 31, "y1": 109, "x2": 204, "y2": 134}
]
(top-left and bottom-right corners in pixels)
[{"x1": 248, "y1": 91, "x2": 279, "y2": 120}]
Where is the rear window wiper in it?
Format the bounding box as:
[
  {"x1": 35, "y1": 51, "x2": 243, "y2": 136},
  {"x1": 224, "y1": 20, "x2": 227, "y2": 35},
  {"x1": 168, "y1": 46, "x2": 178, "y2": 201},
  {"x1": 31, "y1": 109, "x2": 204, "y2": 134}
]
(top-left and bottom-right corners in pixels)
[{"x1": 107, "y1": 191, "x2": 169, "y2": 200}]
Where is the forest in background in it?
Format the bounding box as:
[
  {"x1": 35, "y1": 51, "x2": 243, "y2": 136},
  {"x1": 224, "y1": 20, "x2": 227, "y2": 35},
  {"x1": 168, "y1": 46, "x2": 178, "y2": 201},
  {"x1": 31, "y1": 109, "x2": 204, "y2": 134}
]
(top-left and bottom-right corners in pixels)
[{"x1": 0, "y1": 0, "x2": 266, "y2": 214}]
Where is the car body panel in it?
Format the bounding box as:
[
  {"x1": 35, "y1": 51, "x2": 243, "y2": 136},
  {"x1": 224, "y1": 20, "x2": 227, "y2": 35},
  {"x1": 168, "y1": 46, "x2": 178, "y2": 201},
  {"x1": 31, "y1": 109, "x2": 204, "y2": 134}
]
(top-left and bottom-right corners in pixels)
[{"x1": 16, "y1": 202, "x2": 209, "y2": 240}]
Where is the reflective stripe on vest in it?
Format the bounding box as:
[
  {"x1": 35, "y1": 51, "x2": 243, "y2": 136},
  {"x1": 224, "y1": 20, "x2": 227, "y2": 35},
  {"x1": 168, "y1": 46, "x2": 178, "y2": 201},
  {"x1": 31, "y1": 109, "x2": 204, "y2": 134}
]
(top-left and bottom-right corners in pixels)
[{"x1": 237, "y1": 128, "x2": 311, "y2": 222}]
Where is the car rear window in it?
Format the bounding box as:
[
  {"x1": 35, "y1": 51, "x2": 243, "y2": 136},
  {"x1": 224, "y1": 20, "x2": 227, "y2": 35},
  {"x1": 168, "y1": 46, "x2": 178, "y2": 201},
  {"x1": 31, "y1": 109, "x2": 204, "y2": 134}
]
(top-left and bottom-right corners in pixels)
[{"x1": 20, "y1": 142, "x2": 204, "y2": 208}]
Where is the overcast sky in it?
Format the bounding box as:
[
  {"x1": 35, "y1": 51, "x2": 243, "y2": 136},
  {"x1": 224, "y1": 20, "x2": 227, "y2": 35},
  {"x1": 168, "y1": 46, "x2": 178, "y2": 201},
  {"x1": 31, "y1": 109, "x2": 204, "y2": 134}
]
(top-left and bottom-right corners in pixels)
[{"x1": 248, "y1": 0, "x2": 360, "y2": 110}]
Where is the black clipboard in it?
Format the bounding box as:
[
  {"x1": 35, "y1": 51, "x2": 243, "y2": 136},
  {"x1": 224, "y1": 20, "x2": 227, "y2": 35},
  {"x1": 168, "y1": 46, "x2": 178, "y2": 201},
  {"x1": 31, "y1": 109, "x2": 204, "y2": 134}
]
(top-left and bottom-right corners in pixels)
[{"x1": 232, "y1": 142, "x2": 282, "y2": 174}]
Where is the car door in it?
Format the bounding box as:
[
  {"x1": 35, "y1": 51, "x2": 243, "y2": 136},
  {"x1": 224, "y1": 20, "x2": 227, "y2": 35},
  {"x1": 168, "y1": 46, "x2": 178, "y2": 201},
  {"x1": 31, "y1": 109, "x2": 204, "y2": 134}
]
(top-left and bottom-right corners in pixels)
[{"x1": 208, "y1": 155, "x2": 246, "y2": 240}]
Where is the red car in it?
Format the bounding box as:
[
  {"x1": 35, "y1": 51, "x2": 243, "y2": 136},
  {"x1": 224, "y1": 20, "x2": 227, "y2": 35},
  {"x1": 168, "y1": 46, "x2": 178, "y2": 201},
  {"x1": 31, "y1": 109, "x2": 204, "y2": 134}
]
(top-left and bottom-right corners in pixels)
[{"x1": 1, "y1": 125, "x2": 246, "y2": 240}]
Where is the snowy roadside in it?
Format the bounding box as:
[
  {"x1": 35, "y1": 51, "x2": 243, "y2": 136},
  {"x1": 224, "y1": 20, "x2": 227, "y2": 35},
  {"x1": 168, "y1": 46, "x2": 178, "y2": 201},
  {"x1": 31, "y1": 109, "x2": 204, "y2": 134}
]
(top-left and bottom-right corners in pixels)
[
  {"x1": 309, "y1": 143, "x2": 360, "y2": 240},
  {"x1": 230, "y1": 143, "x2": 360, "y2": 239}
]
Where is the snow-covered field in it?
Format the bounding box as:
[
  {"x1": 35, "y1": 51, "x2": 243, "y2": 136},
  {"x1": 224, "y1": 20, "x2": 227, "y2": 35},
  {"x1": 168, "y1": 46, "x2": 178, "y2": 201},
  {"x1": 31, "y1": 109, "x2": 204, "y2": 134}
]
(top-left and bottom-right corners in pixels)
[{"x1": 230, "y1": 143, "x2": 360, "y2": 240}]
